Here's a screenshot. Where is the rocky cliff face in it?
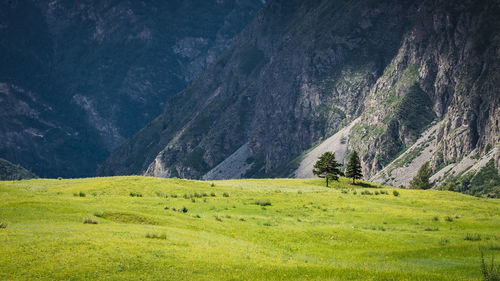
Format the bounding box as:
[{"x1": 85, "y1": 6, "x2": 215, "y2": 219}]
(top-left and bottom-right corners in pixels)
[
  {"x1": 0, "y1": 0, "x2": 263, "y2": 177},
  {"x1": 98, "y1": 0, "x2": 499, "y2": 183},
  {"x1": 350, "y1": 0, "x2": 500, "y2": 179}
]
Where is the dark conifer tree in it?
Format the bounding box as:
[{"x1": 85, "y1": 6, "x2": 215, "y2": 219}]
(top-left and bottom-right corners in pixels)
[
  {"x1": 345, "y1": 150, "x2": 363, "y2": 184},
  {"x1": 409, "y1": 161, "x2": 433, "y2": 189},
  {"x1": 313, "y1": 152, "x2": 343, "y2": 187}
]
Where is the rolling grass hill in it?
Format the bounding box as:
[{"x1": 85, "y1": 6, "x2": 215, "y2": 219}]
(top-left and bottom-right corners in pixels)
[{"x1": 0, "y1": 176, "x2": 499, "y2": 280}]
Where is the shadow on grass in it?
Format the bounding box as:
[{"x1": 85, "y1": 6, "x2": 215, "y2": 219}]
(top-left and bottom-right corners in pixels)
[{"x1": 351, "y1": 181, "x2": 381, "y2": 188}]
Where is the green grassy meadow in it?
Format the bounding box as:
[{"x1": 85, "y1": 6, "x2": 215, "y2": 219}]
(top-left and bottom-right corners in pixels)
[{"x1": 0, "y1": 176, "x2": 499, "y2": 280}]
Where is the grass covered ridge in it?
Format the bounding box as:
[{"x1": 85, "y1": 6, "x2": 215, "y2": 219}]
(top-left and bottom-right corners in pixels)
[{"x1": 0, "y1": 176, "x2": 499, "y2": 280}]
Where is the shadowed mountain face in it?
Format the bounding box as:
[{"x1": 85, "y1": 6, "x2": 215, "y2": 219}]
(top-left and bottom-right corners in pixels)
[
  {"x1": 0, "y1": 158, "x2": 36, "y2": 180},
  {"x1": 0, "y1": 0, "x2": 264, "y2": 178},
  {"x1": 98, "y1": 0, "x2": 499, "y2": 182}
]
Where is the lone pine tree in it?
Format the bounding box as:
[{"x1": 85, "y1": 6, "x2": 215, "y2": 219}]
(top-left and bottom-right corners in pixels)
[
  {"x1": 313, "y1": 152, "x2": 343, "y2": 187},
  {"x1": 345, "y1": 150, "x2": 363, "y2": 184}
]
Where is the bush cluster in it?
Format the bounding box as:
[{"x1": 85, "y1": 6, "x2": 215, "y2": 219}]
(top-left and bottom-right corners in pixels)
[
  {"x1": 254, "y1": 199, "x2": 272, "y2": 206},
  {"x1": 129, "y1": 192, "x2": 143, "y2": 197},
  {"x1": 73, "y1": 192, "x2": 86, "y2": 197},
  {"x1": 361, "y1": 190, "x2": 372, "y2": 195},
  {"x1": 464, "y1": 233, "x2": 481, "y2": 241},
  {"x1": 155, "y1": 192, "x2": 168, "y2": 198},
  {"x1": 184, "y1": 192, "x2": 210, "y2": 199},
  {"x1": 145, "y1": 233, "x2": 166, "y2": 240},
  {"x1": 424, "y1": 227, "x2": 439, "y2": 231},
  {"x1": 83, "y1": 217, "x2": 98, "y2": 224},
  {"x1": 164, "y1": 206, "x2": 188, "y2": 213}
]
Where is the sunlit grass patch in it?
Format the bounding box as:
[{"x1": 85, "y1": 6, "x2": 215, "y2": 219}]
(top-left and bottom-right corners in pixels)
[{"x1": 0, "y1": 176, "x2": 498, "y2": 280}]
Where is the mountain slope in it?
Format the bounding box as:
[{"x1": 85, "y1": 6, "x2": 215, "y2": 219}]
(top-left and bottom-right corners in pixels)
[
  {"x1": 98, "y1": 0, "x2": 418, "y2": 177},
  {"x1": 0, "y1": 158, "x2": 37, "y2": 180},
  {"x1": 99, "y1": 0, "x2": 499, "y2": 185},
  {"x1": 0, "y1": 0, "x2": 264, "y2": 178}
]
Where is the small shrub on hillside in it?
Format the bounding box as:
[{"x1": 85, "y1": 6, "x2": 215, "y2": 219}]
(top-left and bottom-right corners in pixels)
[
  {"x1": 380, "y1": 190, "x2": 388, "y2": 195},
  {"x1": 215, "y1": 215, "x2": 223, "y2": 222},
  {"x1": 172, "y1": 207, "x2": 177, "y2": 211},
  {"x1": 439, "y1": 238, "x2": 449, "y2": 245},
  {"x1": 424, "y1": 227, "x2": 439, "y2": 231},
  {"x1": 445, "y1": 216, "x2": 454, "y2": 222},
  {"x1": 83, "y1": 217, "x2": 98, "y2": 224},
  {"x1": 164, "y1": 206, "x2": 170, "y2": 210},
  {"x1": 193, "y1": 214, "x2": 201, "y2": 218},
  {"x1": 298, "y1": 190, "x2": 303, "y2": 194},
  {"x1": 210, "y1": 192, "x2": 216, "y2": 197},
  {"x1": 464, "y1": 233, "x2": 482, "y2": 241},
  {"x1": 361, "y1": 190, "x2": 372, "y2": 195},
  {"x1": 194, "y1": 192, "x2": 202, "y2": 198},
  {"x1": 393, "y1": 190, "x2": 400, "y2": 196},
  {"x1": 254, "y1": 199, "x2": 272, "y2": 206},
  {"x1": 202, "y1": 192, "x2": 208, "y2": 197},
  {"x1": 0, "y1": 222, "x2": 7, "y2": 229},
  {"x1": 480, "y1": 250, "x2": 500, "y2": 281},
  {"x1": 210, "y1": 183, "x2": 215, "y2": 187},
  {"x1": 223, "y1": 192, "x2": 230, "y2": 197},
  {"x1": 129, "y1": 192, "x2": 143, "y2": 197},
  {"x1": 155, "y1": 192, "x2": 168, "y2": 198},
  {"x1": 94, "y1": 212, "x2": 104, "y2": 217},
  {"x1": 263, "y1": 222, "x2": 272, "y2": 226},
  {"x1": 145, "y1": 233, "x2": 166, "y2": 240},
  {"x1": 170, "y1": 194, "x2": 178, "y2": 198},
  {"x1": 183, "y1": 194, "x2": 190, "y2": 199},
  {"x1": 353, "y1": 191, "x2": 357, "y2": 195},
  {"x1": 239, "y1": 217, "x2": 246, "y2": 221},
  {"x1": 78, "y1": 192, "x2": 86, "y2": 197},
  {"x1": 375, "y1": 191, "x2": 380, "y2": 195},
  {"x1": 57, "y1": 177, "x2": 62, "y2": 180},
  {"x1": 341, "y1": 189, "x2": 348, "y2": 194},
  {"x1": 180, "y1": 206, "x2": 188, "y2": 213},
  {"x1": 433, "y1": 216, "x2": 439, "y2": 221},
  {"x1": 191, "y1": 198, "x2": 196, "y2": 203}
]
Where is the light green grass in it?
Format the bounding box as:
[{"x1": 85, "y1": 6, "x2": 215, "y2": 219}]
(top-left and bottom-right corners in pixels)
[{"x1": 0, "y1": 176, "x2": 498, "y2": 280}]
